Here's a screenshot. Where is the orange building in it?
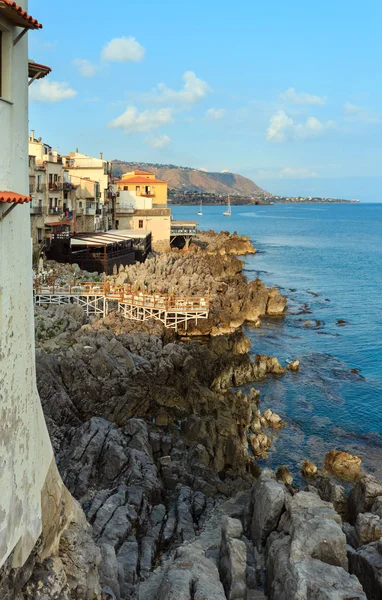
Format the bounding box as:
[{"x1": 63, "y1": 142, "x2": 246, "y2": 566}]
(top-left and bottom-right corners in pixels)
[{"x1": 115, "y1": 170, "x2": 168, "y2": 206}]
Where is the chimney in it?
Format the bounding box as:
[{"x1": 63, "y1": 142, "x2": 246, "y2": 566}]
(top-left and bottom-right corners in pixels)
[
  {"x1": 100, "y1": 152, "x2": 103, "y2": 160},
  {"x1": 76, "y1": 148, "x2": 79, "y2": 153},
  {"x1": 30, "y1": 130, "x2": 35, "y2": 141}
]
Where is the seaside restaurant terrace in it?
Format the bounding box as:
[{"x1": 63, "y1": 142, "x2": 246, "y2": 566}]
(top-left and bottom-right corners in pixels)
[
  {"x1": 170, "y1": 220, "x2": 198, "y2": 249},
  {"x1": 46, "y1": 231, "x2": 136, "y2": 274}
]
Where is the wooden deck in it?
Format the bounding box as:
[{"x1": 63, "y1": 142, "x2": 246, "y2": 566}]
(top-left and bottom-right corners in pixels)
[{"x1": 33, "y1": 278, "x2": 209, "y2": 330}]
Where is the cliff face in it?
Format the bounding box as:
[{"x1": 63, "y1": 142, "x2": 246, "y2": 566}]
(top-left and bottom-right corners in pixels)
[{"x1": 112, "y1": 160, "x2": 269, "y2": 196}]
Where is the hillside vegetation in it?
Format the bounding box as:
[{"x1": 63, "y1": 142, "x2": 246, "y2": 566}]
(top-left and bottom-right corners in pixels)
[{"x1": 112, "y1": 160, "x2": 269, "y2": 197}]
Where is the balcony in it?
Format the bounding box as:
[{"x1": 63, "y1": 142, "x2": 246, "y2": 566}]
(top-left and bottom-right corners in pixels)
[
  {"x1": 48, "y1": 207, "x2": 62, "y2": 215},
  {"x1": 140, "y1": 193, "x2": 155, "y2": 198},
  {"x1": 116, "y1": 206, "x2": 135, "y2": 214},
  {"x1": 30, "y1": 206, "x2": 43, "y2": 215},
  {"x1": 36, "y1": 183, "x2": 47, "y2": 192},
  {"x1": 49, "y1": 183, "x2": 63, "y2": 191},
  {"x1": 29, "y1": 183, "x2": 36, "y2": 192}
]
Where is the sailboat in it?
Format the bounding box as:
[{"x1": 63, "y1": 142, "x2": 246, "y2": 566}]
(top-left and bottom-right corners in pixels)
[
  {"x1": 198, "y1": 199, "x2": 203, "y2": 216},
  {"x1": 223, "y1": 195, "x2": 231, "y2": 216}
]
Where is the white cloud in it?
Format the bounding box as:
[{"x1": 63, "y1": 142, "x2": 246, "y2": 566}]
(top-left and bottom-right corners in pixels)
[
  {"x1": 101, "y1": 36, "x2": 145, "y2": 62},
  {"x1": 344, "y1": 102, "x2": 382, "y2": 124},
  {"x1": 29, "y1": 80, "x2": 77, "y2": 103},
  {"x1": 153, "y1": 71, "x2": 209, "y2": 105},
  {"x1": 279, "y1": 167, "x2": 318, "y2": 178},
  {"x1": 109, "y1": 106, "x2": 174, "y2": 134},
  {"x1": 279, "y1": 87, "x2": 327, "y2": 106},
  {"x1": 73, "y1": 58, "x2": 98, "y2": 78},
  {"x1": 267, "y1": 110, "x2": 335, "y2": 142},
  {"x1": 147, "y1": 134, "x2": 171, "y2": 148},
  {"x1": 205, "y1": 108, "x2": 226, "y2": 120}
]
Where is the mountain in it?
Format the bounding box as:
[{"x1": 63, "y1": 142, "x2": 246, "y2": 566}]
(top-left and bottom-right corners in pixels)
[{"x1": 111, "y1": 160, "x2": 269, "y2": 197}]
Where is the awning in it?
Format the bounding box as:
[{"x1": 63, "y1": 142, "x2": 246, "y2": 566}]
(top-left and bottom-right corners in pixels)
[
  {"x1": 28, "y1": 60, "x2": 51, "y2": 80},
  {"x1": 0, "y1": 1, "x2": 42, "y2": 29},
  {"x1": 0, "y1": 191, "x2": 31, "y2": 204},
  {"x1": 70, "y1": 231, "x2": 134, "y2": 247}
]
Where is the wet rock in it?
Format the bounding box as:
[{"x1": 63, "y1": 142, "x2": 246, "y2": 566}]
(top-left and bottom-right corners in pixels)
[
  {"x1": 276, "y1": 466, "x2": 293, "y2": 486},
  {"x1": 301, "y1": 459, "x2": 318, "y2": 479},
  {"x1": 287, "y1": 359, "x2": 299, "y2": 372},
  {"x1": 250, "y1": 470, "x2": 286, "y2": 550},
  {"x1": 324, "y1": 449, "x2": 361, "y2": 481}
]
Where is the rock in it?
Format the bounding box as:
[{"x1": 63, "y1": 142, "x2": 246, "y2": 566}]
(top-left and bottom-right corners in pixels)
[
  {"x1": 348, "y1": 475, "x2": 382, "y2": 523},
  {"x1": 250, "y1": 470, "x2": 286, "y2": 549},
  {"x1": 219, "y1": 516, "x2": 247, "y2": 599},
  {"x1": 372, "y1": 496, "x2": 382, "y2": 519},
  {"x1": 324, "y1": 450, "x2": 361, "y2": 481},
  {"x1": 301, "y1": 459, "x2": 318, "y2": 479},
  {"x1": 265, "y1": 490, "x2": 366, "y2": 599},
  {"x1": 287, "y1": 359, "x2": 299, "y2": 372},
  {"x1": 355, "y1": 512, "x2": 382, "y2": 546},
  {"x1": 276, "y1": 466, "x2": 293, "y2": 486},
  {"x1": 348, "y1": 541, "x2": 382, "y2": 600},
  {"x1": 283, "y1": 491, "x2": 348, "y2": 569},
  {"x1": 315, "y1": 477, "x2": 348, "y2": 521}
]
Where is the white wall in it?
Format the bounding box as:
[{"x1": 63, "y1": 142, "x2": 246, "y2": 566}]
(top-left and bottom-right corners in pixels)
[
  {"x1": 0, "y1": 4, "x2": 54, "y2": 568},
  {"x1": 118, "y1": 190, "x2": 153, "y2": 209}
]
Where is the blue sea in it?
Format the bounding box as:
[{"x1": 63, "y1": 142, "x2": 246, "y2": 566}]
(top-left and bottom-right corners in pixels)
[{"x1": 172, "y1": 203, "x2": 382, "y2": 480}]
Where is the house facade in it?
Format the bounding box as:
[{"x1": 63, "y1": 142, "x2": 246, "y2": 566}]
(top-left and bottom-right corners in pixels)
[
  {"x1": 115, "y1": 170, "x2": 171, "y2": 251},
  {"x1": 0, "y1": 0, "x2": 57, "y2": 568}
]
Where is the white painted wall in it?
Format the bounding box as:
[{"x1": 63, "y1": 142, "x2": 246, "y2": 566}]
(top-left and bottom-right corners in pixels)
[
  {"x1": 118, "y1": 190, "x2": 153, "y2": 209},
  {"x1": 0, "y1": 3, "x2": 54, "y2": 568}
]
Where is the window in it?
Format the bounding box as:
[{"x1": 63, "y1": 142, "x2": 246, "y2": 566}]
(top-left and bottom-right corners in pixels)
[
  {"x1": 138, "y1": 220, "x2": 144, "y2": 229},
  {"x1": 49, "y1": 197, "x2": 53, "y2": 209},
  {"x1": 0, "y1": 29, "x2": 11, "y2": 100},
  {"x1": 124, "y1": 186, "x2": 128, "y2": 191},
  {"x1": 136, "y1": 186, "x2": 140, "y2": 192},
  {"x1": 37, "y1": 228, "x2": 43, "y2": 243},
  {"x1": 54, "y1": 174, "x2": 58, "y2": 183}
]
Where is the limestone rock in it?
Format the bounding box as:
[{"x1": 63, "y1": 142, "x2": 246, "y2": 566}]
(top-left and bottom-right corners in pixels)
[
  {"x1": 250, "y1": 470, "x2": 286, "y2": 549},
  {"x1": 355, "y1": 512, "x2": 382, "y2": 546},
  {"x1": 348, "y1": 541, "x2": 382, "y2": 600},
  {"x1": 324, "y1": 450, "x2": 361, "y2": 481},
  {"x1": 219, "y1": 516, "x2": 247, "y2": 600},
  {"x1": 287, "y1": 359, "x2": 300, "y2": 372},
  {"x1": 349, "y1": 475, "x2": 382, "y2": 523},
  {"x1": 301, "y1": 459, "x2": 318, "y2": 479}
]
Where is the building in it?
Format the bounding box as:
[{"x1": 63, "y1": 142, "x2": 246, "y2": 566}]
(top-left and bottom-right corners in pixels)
[
  {"x1": 0, "y1": 0, "x2": 62, "y2": 569},
  {"x1": 115, "y1": 170, "x2": 171, "y2": 251},
  {"x1": 29, "y1": 132, "x2": 78, "y2": 244},
  {"x1": 65, "y1": 151, "x2": 113, "y2": 230}
]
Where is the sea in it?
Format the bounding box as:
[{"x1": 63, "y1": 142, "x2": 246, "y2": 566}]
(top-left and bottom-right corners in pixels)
[{"x1": 172, "y1": 203, "x2": 382, "y2": 482}]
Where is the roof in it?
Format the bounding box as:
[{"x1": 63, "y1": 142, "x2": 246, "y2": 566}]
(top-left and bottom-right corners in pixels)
[
  {"x1": 71, "y1": 231, "x2": 134, "y2": 247},
  {"x1": 0, "y1": 191, "x2": 31, "y2": 204},
  {"x1": 132, "y1": 170, "x2": 152, "y2": 175},
  {"x1": 45, "y1": 221, "x2": 72, "y2": 227},
  {"x1": 28, "y1": 61, "x2": 51, "y2": 79},
  {"x1": 108, "y1": 229, "x2": 151, "y2": 239},
  {"x1": 0, "y1": 1, "x2": 42, "y2": 29},
  {"x1": 117, "y1": 177, "x2": 167, "y2": 185},
  {"x1": 171, "y1": 220, "x2": 198, "y2": 226}
]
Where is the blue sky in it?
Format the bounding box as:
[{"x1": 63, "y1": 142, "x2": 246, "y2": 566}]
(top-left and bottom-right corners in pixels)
[{"x1": 29, "y1": 0, "x2": 382, "y2": 200}]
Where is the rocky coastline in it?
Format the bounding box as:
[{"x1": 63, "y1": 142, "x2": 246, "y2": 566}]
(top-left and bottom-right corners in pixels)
[{"x1": 5, "y1": 230, "x2": 380, "y2": 599}]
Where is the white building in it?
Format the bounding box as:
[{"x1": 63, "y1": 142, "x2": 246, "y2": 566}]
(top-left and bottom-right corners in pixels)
[
  {"x1": 0, "y1": 1, "x2": 62, "y2": 569},
  {"x1": 65, "y1": 151, "x2": 112, "y2": 229}
]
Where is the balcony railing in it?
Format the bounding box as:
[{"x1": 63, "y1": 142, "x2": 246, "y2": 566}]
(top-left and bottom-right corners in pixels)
[
  {"x1": 36, "y1": 184, "x2": 47, "y2": 192},
  {"x1": 48, "y1": 207, "x2": 62, "y2": 214},
  {"x1": 30, "y1": 206, "x2": 43, "y2": 215},
  {"x1": 29, "y1": 183, "x2": 36, "y2": 192},
  {"x1": 49, "y1": 183, "x2": 63, "y2": 191},
  {"x1": 116, "y1": 206, "x2": 135, "y2": 214},
  {"x1": 140, "y1": 193, "x2": 155, "y2": 198}
]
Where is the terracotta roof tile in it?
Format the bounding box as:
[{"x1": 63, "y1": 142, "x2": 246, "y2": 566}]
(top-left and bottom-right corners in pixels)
[
  {"x1": 28, "y1": 60, "x2": 51, "y2": 79},
  {"x1": 0, "y1": 0, "x2": 42, "y2": 29},
  {"x1": 0, "y1": 191, "x2": 31, "y2": 204}
]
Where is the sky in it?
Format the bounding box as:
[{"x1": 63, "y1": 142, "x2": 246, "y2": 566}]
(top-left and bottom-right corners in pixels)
[{"x1": 29, "y1": 0, "x2": 382, "y2": 201}]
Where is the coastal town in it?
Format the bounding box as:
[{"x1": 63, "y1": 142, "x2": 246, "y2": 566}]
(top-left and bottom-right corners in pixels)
[{"x1": 0, "y1": 2, "x2": 380, "y2": 600}]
